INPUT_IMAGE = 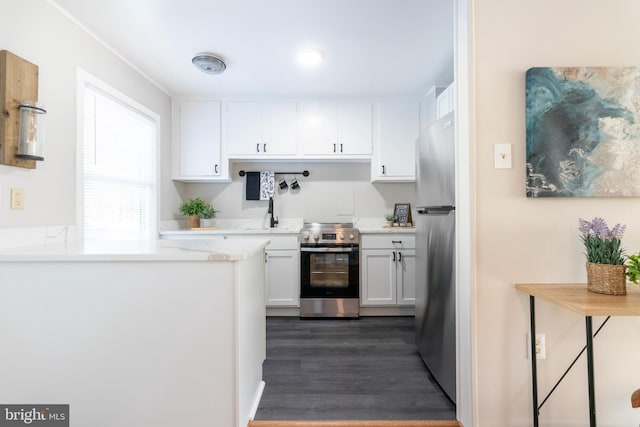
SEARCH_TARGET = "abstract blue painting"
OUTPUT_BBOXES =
[526,67,640,197]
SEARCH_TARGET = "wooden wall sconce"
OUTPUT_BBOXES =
[0,50,40,169]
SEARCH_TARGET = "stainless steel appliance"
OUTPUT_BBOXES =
[415,111,456,403]
[299,223,360,318]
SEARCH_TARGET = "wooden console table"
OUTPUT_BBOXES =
[515,283,640,427]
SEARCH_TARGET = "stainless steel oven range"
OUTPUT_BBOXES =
[299,222,360,318]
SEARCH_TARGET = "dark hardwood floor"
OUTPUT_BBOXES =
[254,316,456,420]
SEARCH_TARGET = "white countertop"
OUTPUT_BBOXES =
[0,239,270,262]
[356,226,415,234]
[159,217,415,237]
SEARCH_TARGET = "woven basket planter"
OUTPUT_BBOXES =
[586,262,627,295]
[187,215,200,229]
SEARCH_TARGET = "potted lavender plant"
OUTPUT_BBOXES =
[578,217,627,295]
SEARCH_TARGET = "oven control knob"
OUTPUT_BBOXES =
[338,233,345,240]
[348,233,355,240]
[302,231,310,241]
[313,232,320,241]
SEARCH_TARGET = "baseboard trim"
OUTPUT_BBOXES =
[248,421,461,427]
[248,381,266,420]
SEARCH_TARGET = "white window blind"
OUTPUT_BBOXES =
[82,84,157,240]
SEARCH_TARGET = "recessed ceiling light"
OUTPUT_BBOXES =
[296,48,324,67]
[192,53,226,74]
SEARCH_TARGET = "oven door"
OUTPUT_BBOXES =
[300,245,359,298]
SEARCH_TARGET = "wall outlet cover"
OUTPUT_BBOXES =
[10,187,25,210]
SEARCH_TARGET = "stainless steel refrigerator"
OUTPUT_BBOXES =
[415,111,456,403]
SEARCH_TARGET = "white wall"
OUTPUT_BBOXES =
[473,0,640,425]
[0,0,176,245]
[180,161,416,224]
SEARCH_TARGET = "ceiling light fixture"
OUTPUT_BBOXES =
[192,53,226,74]
[296,48,324,67]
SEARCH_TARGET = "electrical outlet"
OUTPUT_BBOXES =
[10,188,25,210]
[526,332,546,359]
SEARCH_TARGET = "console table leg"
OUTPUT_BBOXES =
[529,296,539,427]
[586,316,596,426]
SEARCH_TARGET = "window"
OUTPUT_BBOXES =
[78,70,159,240]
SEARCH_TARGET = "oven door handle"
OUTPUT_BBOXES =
[300,247,356,253]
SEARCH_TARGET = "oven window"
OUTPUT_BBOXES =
[309,253,350,288]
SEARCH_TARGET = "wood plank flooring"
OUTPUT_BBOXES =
[249,421,461,427]
[254,316,456,421]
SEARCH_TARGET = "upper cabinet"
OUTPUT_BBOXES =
[371,100,420,182]
[298,101,372,157]
[436,83,455,119]
[224,101,297,157]
[173,100,228,182]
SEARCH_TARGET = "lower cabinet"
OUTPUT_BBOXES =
[265,249,299,307]
[161,232,300,307]
[360,234,416,306]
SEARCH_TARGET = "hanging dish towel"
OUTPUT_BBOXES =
[260,171,275,200]
[245,172,261,201]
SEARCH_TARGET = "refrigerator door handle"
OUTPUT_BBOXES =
[417,206,455,215]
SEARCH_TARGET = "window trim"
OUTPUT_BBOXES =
[76,68,161,240]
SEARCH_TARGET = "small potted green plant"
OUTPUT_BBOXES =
[199,204,218,228]
[384,213,396,227]
[178,197,208,229]
[627,253,640,284]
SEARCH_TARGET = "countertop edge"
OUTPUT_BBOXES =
[0,239,270,262]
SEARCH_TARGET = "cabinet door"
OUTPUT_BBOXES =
[338,101,372,155]
[175,100,223,179]
[436,83,455,119]
[265,250,300,307]
[224,101,262,155]
[396,249,416,305]
[261,101,297,155]
[374,101,419,181]
[361,249,396,306]
[298,101,338,155]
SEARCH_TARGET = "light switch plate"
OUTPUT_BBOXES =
[494,144,512,169]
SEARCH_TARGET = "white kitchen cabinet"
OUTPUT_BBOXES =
[265,249,299,306]
[360,234,415,306]
[173,100,228,181]
[396,248,416,305]
[436,83,455,119]
[262,235,299,307]
[160,232,299,307]
[371,100,420,182]
[224,101,297,157]
[298,101,372,157]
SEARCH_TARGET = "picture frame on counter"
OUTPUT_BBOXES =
[393,203,413,226]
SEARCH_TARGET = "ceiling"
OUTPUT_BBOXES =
[50,0,454,97]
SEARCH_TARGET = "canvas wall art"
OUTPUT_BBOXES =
[526,67,640,197]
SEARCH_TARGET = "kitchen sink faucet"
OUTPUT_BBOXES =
[268,197,278,228]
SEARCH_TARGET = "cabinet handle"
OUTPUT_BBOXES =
[265,253,268,263]
[333,143,337,153]
[256,143,260,153]
[392,240,402,244]
[263,143,267,153]
[340,143,343,153]
[214,164,219,174]
[398,252,402,262]
[382,165,386,175]
[392,251,396,262]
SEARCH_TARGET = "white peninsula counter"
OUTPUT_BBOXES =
[0,239,268,427]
